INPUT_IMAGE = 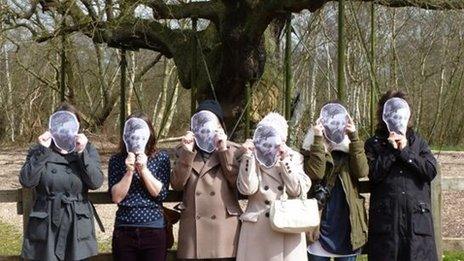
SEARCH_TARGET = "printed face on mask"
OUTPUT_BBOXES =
[319,103,349,144]
[383,98,411,135]
[253,126,282,168]
[123,118,150,154]
[191,110,221,153]
[49,111,80,153]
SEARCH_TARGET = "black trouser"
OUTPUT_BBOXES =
[112,226,167,261]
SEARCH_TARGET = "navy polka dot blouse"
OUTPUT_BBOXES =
[108,150,171,228]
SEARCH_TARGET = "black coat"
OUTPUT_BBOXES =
[364,129,438,261]
[19,143,103,261]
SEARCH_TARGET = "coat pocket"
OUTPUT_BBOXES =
[412,202,433,236]
[27,212,49,241]
[75,203,94,240]
[369,199,392,234]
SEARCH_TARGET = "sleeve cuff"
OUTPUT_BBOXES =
[177,145,197,166]
[399,146,414,163]
[34,145,53,162]
[311,136,325,151]
[348,131,359,141]
[279,157,294,175]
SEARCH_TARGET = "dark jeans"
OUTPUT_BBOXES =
[308,253,357,261]
[112,226,167,261]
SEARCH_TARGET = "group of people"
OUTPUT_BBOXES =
[19,90,438,261]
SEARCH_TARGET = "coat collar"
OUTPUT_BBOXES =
[191,150,220,177]
[47,149,79,164]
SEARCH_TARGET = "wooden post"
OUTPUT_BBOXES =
[120,49,127,138]
[284,13,293,143]
[431,163,443,259]
[60,32,66,102]
[369,2,376,135]
[337,0,346,102]
[21,188,33,243]
[191,17,198,116]
[244,81,252,138]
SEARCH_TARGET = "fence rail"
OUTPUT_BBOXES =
[1,175,463,260]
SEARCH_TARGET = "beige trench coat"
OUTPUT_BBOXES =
[171,141,243,259]
[236,148,311,261]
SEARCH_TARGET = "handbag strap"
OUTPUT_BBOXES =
[279,175,307,201]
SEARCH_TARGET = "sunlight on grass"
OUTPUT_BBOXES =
[0,221,22,256]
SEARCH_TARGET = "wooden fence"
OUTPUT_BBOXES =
[0,165,463,260]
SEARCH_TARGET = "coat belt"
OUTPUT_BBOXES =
[44,193,84,228]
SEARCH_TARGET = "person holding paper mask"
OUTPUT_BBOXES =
[365,90,438,261]
[301,102,368,261]
[236,112,311,261]
[171,100,243,261]
[109,112,170,261]
[19,103,103,261]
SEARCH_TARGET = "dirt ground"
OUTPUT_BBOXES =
[0,143,462,246]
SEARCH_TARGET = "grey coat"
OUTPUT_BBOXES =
[19,143,104,261]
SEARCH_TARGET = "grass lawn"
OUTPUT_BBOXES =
[1,220,463,260]
[0,219,112,256]
[0,221,22,256]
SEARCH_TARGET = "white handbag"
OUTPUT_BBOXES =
[270,185,320,234]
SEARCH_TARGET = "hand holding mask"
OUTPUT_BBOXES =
[214,129,228,151]
[125,152,136,173]
[75,133,88,154]
[241,139,255,154]
[38,131,52,148]
[182,131,195,152]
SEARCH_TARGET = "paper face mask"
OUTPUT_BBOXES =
[383,97,410,135]
[191,110,219,153]
[253,125,282,168]
[319,103,349,144]
[123,118,150,154]
[49,111,80,153]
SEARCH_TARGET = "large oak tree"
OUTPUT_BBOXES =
[2,0,463,128]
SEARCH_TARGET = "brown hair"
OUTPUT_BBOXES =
[53,102,81,123]
[376,90,413,133]
[119,112,158,157]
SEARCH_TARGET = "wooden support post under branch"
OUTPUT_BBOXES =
[191,16,198,116]
[119,49,127,138]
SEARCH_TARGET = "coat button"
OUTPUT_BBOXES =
[401,191,405,195]
[265,200,270,205]
[210,192,215,196]
[211,215,216,220]
[245,168,248,171]
[278,186,283,191]
[265,212,270,218]
[408,159,413,163]
[196,192,201,196]
[66,167,72,173]
[264,185,269,190]
[399,170,403,174]
[196,215,201,220]
[51,169,57,174]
